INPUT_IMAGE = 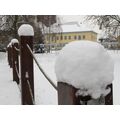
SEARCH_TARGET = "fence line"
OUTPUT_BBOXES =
[7,41,113,105]
[26,44,58,91]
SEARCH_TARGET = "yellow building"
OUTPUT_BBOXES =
[45,31,97,43]
[44,24,97,50]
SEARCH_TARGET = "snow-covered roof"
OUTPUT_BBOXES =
[61,24,97,34]
[44,23,97,34]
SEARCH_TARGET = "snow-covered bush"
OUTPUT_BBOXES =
[55,40,114,99]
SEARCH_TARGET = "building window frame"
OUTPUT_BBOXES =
[74,36,77,40]
[83,35,85,39]
[78,35,81,40]
[69,36,71,40]
[64,36,67,40]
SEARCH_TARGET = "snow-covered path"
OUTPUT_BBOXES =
[0,52,21,105]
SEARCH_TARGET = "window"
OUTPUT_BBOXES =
[56,36,59,40]
[69,36,71,40]
[52,36,55,41]
[74,36,77,40]
[48,36,50,40]
[64,36,67,40]
[52,36,54,40]
[83,35,85,39]
[78,35,81,40]
[60,36,63,40]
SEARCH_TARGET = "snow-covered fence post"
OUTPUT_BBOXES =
[105,84,113,105]
[7,43,11,66]
[58,82,80,105]
[55,41,114,105]
[7,43,13,68]
[18,24,35,105]
[11,39,19,84]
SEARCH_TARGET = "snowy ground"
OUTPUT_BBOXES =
[0,50,120,105]
[34,52,58,105]
[0,52,21,105]
[108,50,120,105]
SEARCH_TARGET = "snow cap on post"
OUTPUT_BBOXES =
[55,40,114,99]
[7,42,12,48]
[11,38,19,45]
[7,43,10,48]
[18,24,34,36]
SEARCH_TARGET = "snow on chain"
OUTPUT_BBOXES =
[18,24,34,36]
[55,40,114,99]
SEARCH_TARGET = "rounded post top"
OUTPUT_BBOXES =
[18,24,34,36]
[55,40,114,99]
[11,38,19,45]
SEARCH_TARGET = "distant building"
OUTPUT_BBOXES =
[44,24,97,49]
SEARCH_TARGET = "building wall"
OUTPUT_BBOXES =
[45,31,97,44]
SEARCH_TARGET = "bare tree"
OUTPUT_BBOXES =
[0,15,57,45]
[86,15,120,37]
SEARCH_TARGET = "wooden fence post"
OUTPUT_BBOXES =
[58,82,80,105]
[105,84,113,105]
[7,45,11,66]
[18,24,35,105]
[7,45,13,68]
[12,41,19,84]
[20,36,34,105]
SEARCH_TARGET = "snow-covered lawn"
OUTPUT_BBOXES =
[34,53,58,105]
[108,50,120,105]
[0,52,21,105]
[0,50,120,105]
